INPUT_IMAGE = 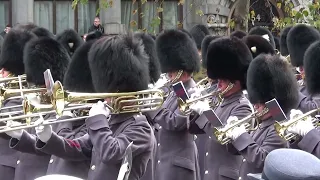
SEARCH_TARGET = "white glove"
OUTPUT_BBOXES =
[227,116,239,125]
[226,124,246,141]
[89,101,110,118]
[289,109,303,120]
[189,100,211,115]
[36,125,53,143]
[190,87,205,99]
[287,117,315,137]
[5,121,24,140]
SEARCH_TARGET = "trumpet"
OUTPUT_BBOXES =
[178,83,234,115]
[213,107,269,145]
[0,74,27,88]
[274,108,320,141]
[51,81,164,116]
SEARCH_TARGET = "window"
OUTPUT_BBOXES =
[0,0,12,31]
[121,0,183,33]
[34,0,98,35]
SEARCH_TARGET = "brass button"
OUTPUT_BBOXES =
[157,143,160,146]
[159,126,162,129]
[209,136,211,139]
[243,159,246,162]
[206,152,208,156]
[157,160,160,164]
[91,165,96,170]
[205,170,208,174]
[239,177,242,180]
[17,160,20,164]
[49,159,54,164]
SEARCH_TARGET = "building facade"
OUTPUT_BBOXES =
[0,0,304,35]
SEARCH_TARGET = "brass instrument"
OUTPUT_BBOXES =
[0,74,27,88]
[195,77,211,90]
[51,81,164,116]
[152,71,184,98]
[178,83,234,115]
[213,107,269,145]
[274,108,320,141]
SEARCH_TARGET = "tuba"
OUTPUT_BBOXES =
[274,108,320,141]
[213,107,269,145]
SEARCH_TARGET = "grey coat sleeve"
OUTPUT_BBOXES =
[298,129,320,158]
[232,128,287,169]
[146,100,189,131]
[36,132,92,161]
[86,114,152,164]
[9,130,47,155]
[297,92,320,113]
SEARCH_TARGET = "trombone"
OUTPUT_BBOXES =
[51,81,164,116]
[274,108,320,141]
[178,83,234,115]
[213,107,269,145]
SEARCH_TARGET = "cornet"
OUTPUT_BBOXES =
[178,83,234,115]
[274,108,320,141]
[51,81,164,116]
[213,107,269,145]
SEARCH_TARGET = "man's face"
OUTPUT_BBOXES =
[94,18,100,26]
[4,27,11,33]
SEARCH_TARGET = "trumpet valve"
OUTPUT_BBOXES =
[274,121,286,139]
[213,127,226,143]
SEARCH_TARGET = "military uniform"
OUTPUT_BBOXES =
[0,29,37,180]
[229,54,300,180]
[149,29,201,180]
[189,36,253,180]
[36,34,155,180]
[0,99,23,180]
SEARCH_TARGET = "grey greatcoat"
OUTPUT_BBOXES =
[0,99,23,180]
[227,117,288,180]
[35,113,154,180]
[189,91,252,180]
[146,79,200,180]
[10,114,57,180]
[291,128,320,158]
[9,117,90,179]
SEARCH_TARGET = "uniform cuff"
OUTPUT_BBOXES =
[86,114,110,130]
[9,130,35,150]
[36,132,60,152]
[232,132,254,151]
[298,129,320,153]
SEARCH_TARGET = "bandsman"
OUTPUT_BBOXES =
[34,34,155,180]
[189,36,253,180]
[248,27,275,48]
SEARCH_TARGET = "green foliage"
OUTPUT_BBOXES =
[272,0,320,31]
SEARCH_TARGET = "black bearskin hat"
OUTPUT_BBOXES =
[55,29,83,57]
[0,30,37,76]
[201,35,221,69]
[247,54,298,114]
[242,35,275,58]
[64,40,95,93]
[134,32,161,83]
[23,37,70,86]
[149,34,156,40]
[304,40,320,94]
[287,24,320,67]
[179,28,194,40]
[279,26,292,56]
[88,34,150,93]
[230,30,247,39]
[189,24,210,50]
[86,31,102,42]
[274,36,280,51]
[207,37,252,89]
[31,27,54,39]
[249,26,275,48]
[156,29,200,73]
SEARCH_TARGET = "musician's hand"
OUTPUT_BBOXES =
[190,87,204,99]
[226,116,239,126]
[35,125,52,143]
[287,117,315,137]
[89,101,110,119]
[226,124,246,141]
[5,121,24,139]
[189,100,210,115]
[289,109,303,120]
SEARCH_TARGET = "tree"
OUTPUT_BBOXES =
[273,0,320,31]
[233,0,250,32]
